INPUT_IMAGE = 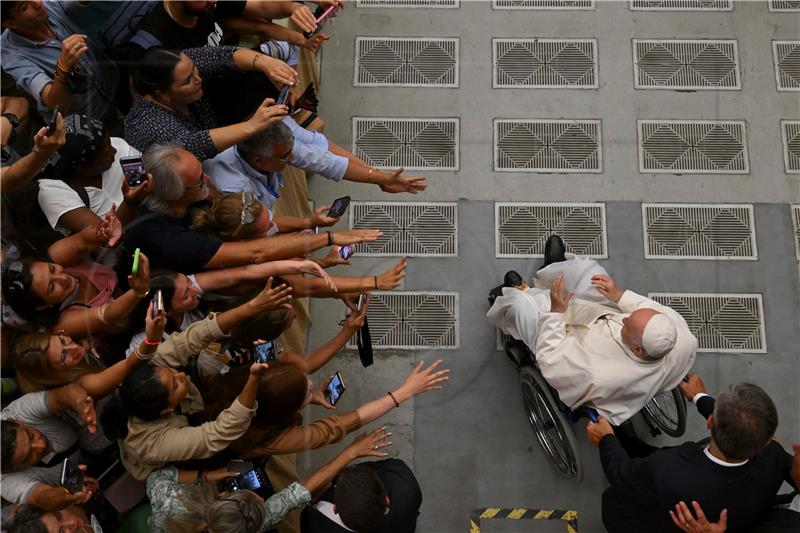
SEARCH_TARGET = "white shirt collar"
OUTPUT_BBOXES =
[703,446,748,467]
[314,501,356,531]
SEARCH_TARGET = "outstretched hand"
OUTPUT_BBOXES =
[591,274,624,303]
[669,501,727,533]
[549,273,573,313]
[249,277,293,310]
[345,426,392,460]
[379,167,428,194]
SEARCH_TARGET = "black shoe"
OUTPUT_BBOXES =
[488,284,504,305]
[503,270,524,288]
[543,234,566,268]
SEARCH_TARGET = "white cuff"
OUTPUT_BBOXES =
[692,392,710,405]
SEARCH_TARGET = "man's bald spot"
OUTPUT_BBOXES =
[627,308,660,344]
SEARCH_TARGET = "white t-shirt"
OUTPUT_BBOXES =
[37,137,140,234]
[0,392,81,504]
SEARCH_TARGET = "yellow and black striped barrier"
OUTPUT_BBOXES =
[470,508,578,533]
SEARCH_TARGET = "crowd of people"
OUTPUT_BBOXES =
[0,1,797,533]
[0,1,442,531]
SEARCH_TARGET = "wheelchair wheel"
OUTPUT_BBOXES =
[520,366,584,481]
[641,387,687,438]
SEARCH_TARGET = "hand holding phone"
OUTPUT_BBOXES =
[227,460,254,474]
[327,196,350,218]
[303,4,338,38]
[121,156,147,187]
[339,245,353,260]
[47,106,60,136]
[356,293,367,312]
[252,341,278,363]
[151,289,163,318]
[325,371,346,406]
[276,85,291,106]
[131,248,141,276]
[60,458,85,493]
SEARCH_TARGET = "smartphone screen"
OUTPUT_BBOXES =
[276,85,290,106]
[152,289,163,318]
[253,341,277,364]
[326,372,346,405]
[327,196,350,218]
[60,458,84,493]
[339,245,352,260]
[121,156,146,187]
[357,293,366,312]
[227,460,254,474]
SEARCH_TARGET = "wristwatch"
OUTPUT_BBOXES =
[1,113,20,129]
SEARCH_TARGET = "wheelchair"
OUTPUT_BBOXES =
[503,337,687,481]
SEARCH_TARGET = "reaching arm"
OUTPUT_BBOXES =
[194,260,326,292]
[598,434,659,506]
[0,116,65,192]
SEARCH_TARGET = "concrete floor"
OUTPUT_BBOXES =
[298,2,800,532]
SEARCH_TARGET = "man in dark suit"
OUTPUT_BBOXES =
[586,376,796,533]
[301,458,422,532]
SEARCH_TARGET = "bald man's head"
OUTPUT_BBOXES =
[621,309,677,360]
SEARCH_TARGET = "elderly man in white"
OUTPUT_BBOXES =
[487,250,697,426]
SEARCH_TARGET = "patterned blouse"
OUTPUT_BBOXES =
[146,466,312,533]
[123,46,237,161]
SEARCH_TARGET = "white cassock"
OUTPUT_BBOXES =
[486,256,697,425]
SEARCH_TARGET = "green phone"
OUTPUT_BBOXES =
[131,248,141,276]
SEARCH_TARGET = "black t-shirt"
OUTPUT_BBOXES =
[121,206,222,274]
[134,0,246,50]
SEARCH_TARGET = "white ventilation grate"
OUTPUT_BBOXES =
[648,293,766,353]
[346,292,459,349]
[782,120,800,173]
[792,205,800,260]
[354,37,458,87]
[494,119,602,172]
[637,120,749,174]
[642,204,757,260]
[630,0,733,10]
[769,0,800,11]
[357,0,459,6]
[495,202,607,258]
[493,0,594,10]
[493,39,598,89]
[351,118,459,170]
[633,39,740,90]
[349,202,458,257]
[773,41,800,91]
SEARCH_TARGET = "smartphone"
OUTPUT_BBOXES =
[218,467,273,496]
[327,196,350,218]
[46,105,60,136]
[276,84,290,106]
[151,289,163,318]
[131,248,141,277]
[303,4,338,38]
[339,245,353,260]
[120,156,146,187]
[227,460,254,474]
[356,293,366,312]
[325,371,346,406]
[60,458,84,493]
[252,341,277,364]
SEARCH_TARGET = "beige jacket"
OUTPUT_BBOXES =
[534,290,697,425]
[121,314,257,480]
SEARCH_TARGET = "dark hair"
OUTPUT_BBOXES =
[1,259,57,325]
[7,505,48,533]
[129,270,181,328]
[1,420,21,472]
[101,365,170,440]
[712,383,778,461]
[335,465,387,532]
[253,362,308,425]
[133,48,183,96]
[0,2,24,28]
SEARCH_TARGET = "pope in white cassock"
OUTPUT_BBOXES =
[486,253,697,426]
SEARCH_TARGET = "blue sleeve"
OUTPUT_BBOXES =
[291,141,348,181]
[281,115,329,150]
[0,39,52,110]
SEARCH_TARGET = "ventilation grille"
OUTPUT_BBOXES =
[354,37,458,87]
[637,120,748,174]
[352,118,458,170]
[769,0,800,11]
[782,120,800,173]
[346,292,459,349]
[648,293,766,353]
[493,0,594,8]
[493,39,598,88]
[633,39,740,90]
[349,202,457,257]
[642,204,757,260]
[494,119,602,172]
[357,0,459,6]
[495,202,607,258]
[792,205,800,260]
[773,41,800,91]
[630,0,733,10]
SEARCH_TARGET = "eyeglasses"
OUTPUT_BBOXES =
[218,497,258,531]
[55,330,72,368]
[240,191,255,224]
[270,141,294,164]
[185,168,206,190]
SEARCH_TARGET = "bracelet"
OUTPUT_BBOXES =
[97,304,111,326]
[134,347,155,361]
[368,168,374,176]
[387,391,400,408]
[374,276,379,290]
[53,69,68,83]
[133,288,150,298]
[57,59,73,73]
[326,231,333,246]
[143,338,161,346]
[251,53,261,71]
